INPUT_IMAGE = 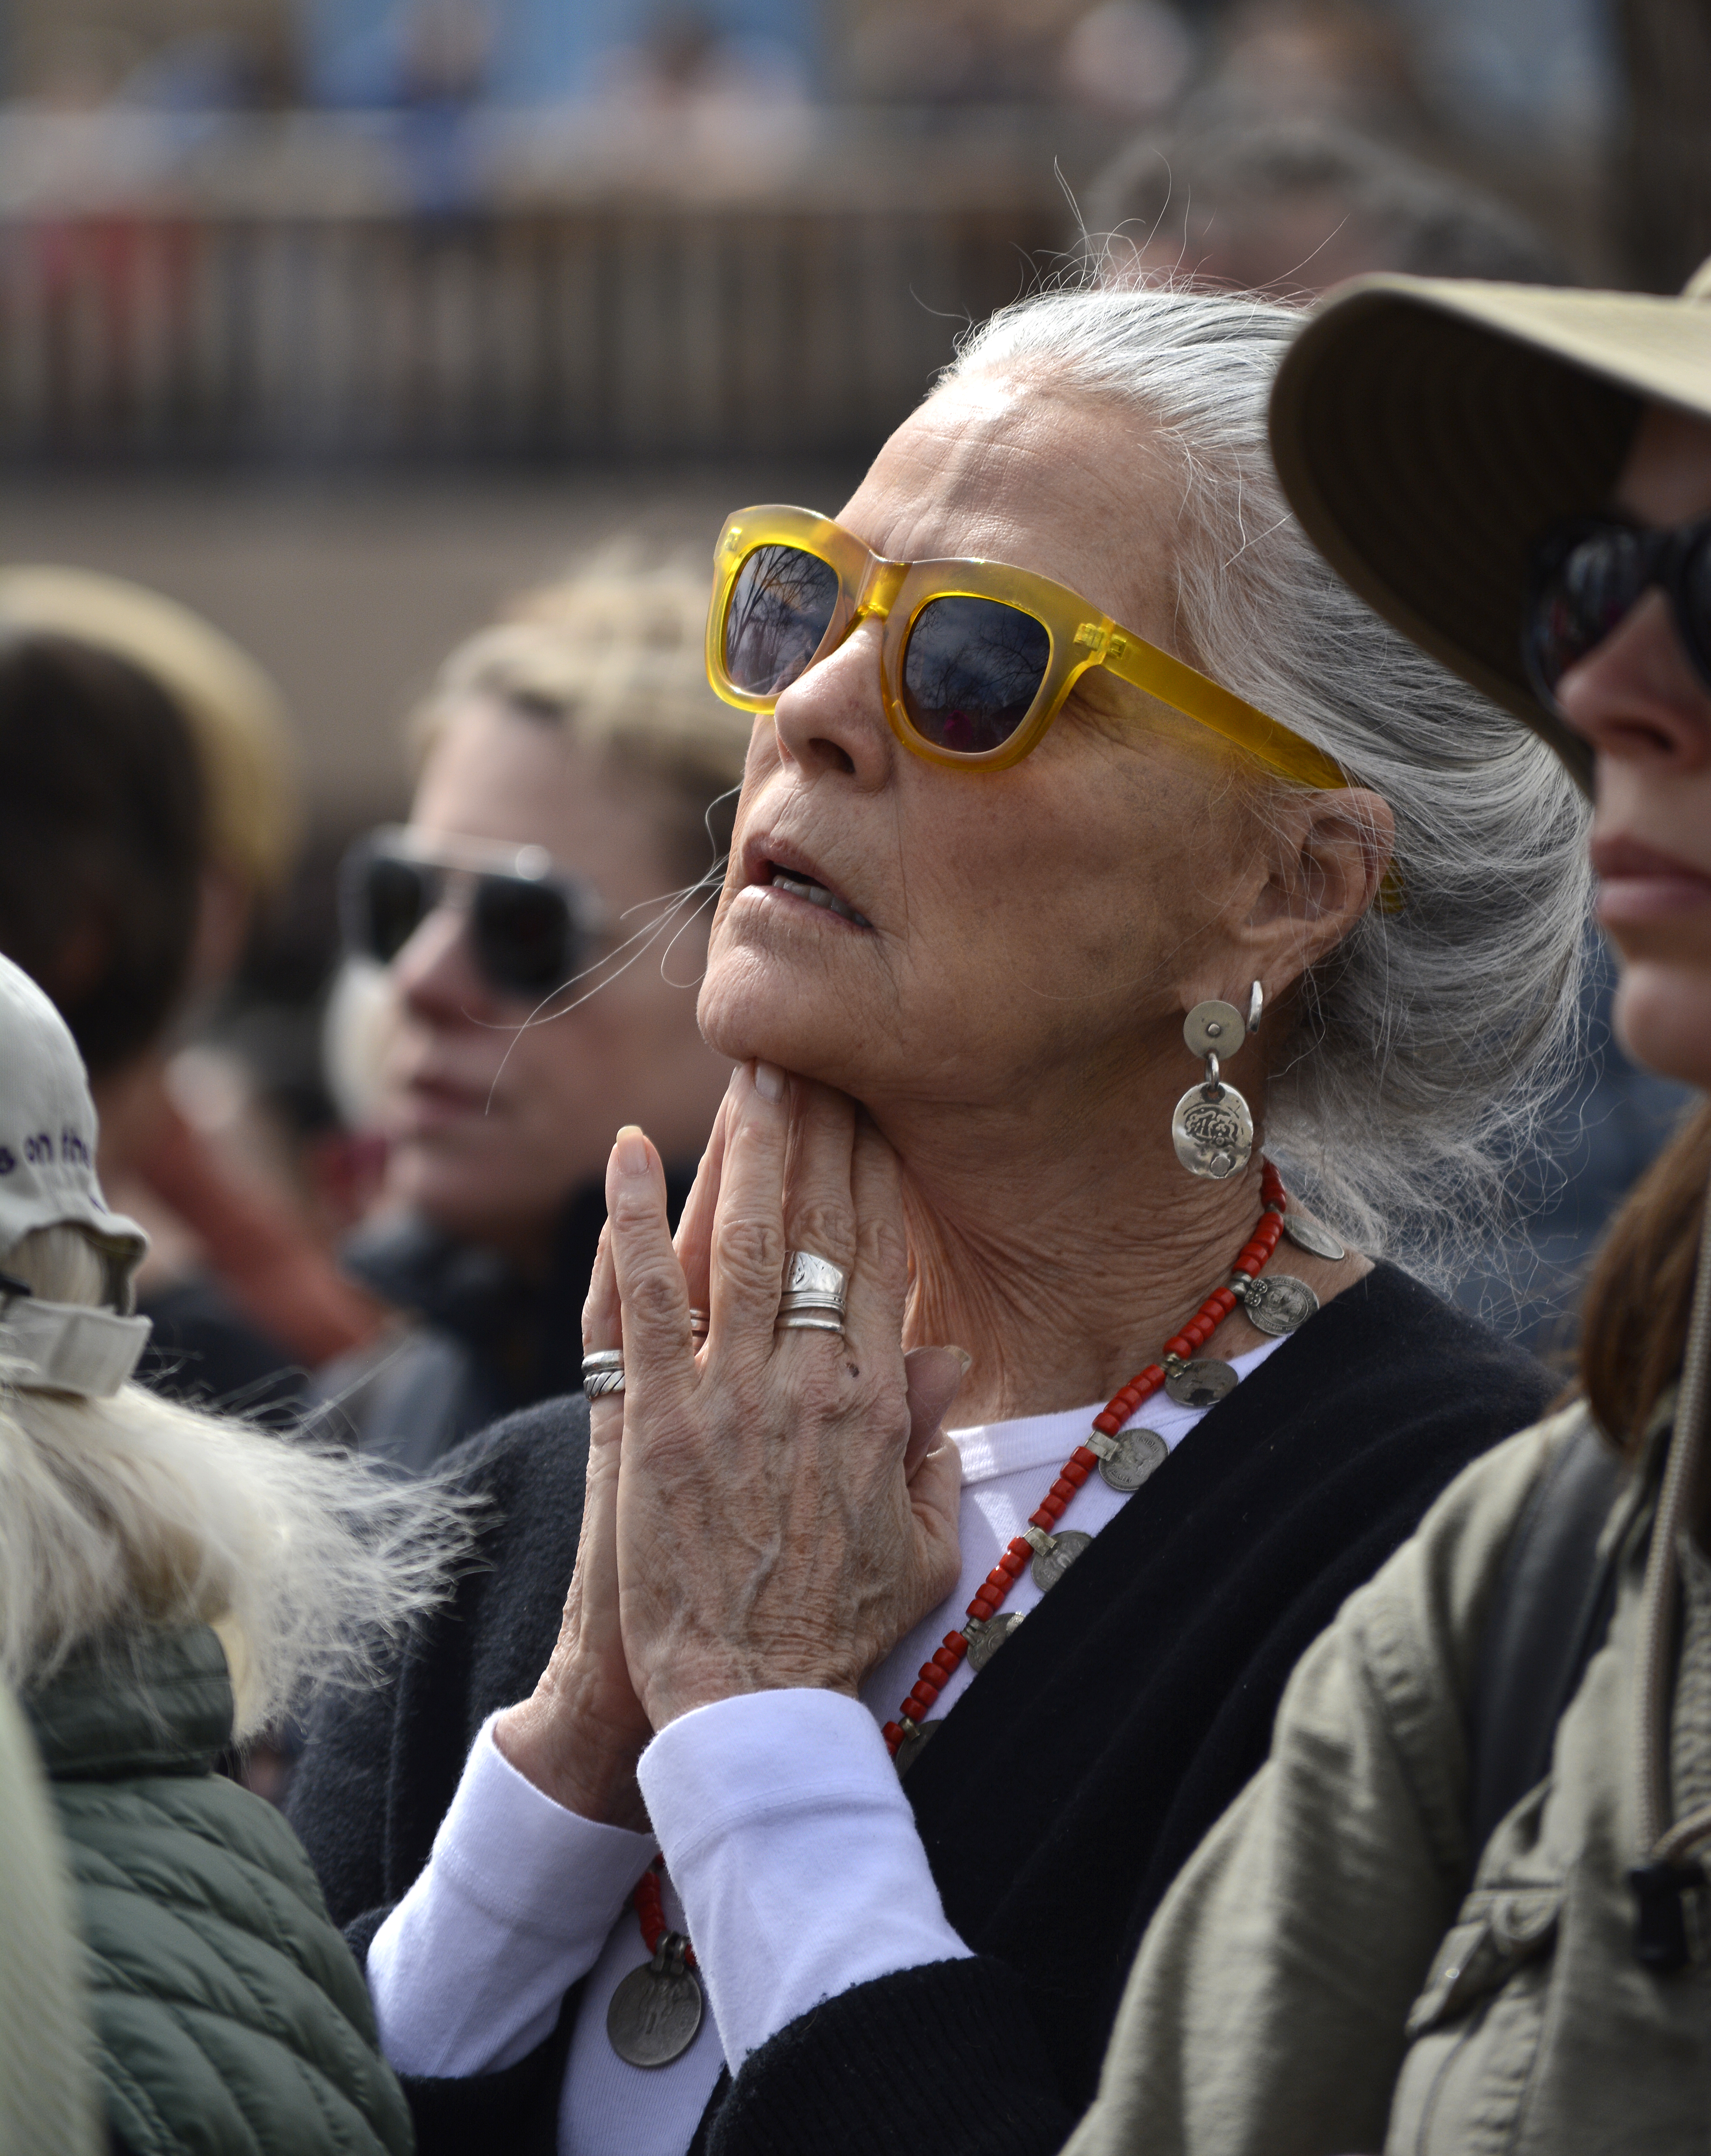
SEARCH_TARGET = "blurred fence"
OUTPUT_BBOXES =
[0,203,1062,460]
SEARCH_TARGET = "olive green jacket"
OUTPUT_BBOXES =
[24,1625,413,2156]
[1065,1401,1711,2156]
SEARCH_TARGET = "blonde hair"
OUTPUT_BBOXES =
[0,1226,472,1740]
[414,543,753,877]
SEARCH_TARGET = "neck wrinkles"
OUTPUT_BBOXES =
[888,1085,1287,1426]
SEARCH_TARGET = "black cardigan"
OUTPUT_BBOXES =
[287,1263,1555,2156]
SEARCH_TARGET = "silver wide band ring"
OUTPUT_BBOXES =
[583,1366,626,1398]
[582,1348,624,1372]
[783,1249,849,1310]
[775,1311,844,1335]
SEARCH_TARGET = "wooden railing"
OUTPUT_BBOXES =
[0,201,1064,459]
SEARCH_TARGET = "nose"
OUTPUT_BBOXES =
[770,615,896,788]
[1555,588,1711,772]
[391,901,497,1025]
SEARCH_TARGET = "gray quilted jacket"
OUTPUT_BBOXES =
[24,1624,412,2156]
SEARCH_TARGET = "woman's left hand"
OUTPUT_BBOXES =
[607,1060,965,1730]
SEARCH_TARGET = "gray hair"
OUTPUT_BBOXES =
[944,285,1591,1268]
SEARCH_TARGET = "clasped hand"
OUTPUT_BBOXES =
[494,1061,965,1829]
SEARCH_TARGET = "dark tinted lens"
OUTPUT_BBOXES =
[1685,526,1711,669]
[358,855,435,962]
[1528,527,1652,692]
[724,544,841,696]
[472,875,574,995]
[901,595,1051,756]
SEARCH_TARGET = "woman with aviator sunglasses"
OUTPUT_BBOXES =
[316,563,750,1475]
[290,286,1585,2156]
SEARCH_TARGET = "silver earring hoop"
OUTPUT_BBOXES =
[1246,980,1263,1035]
[1172,1000,1255,1180]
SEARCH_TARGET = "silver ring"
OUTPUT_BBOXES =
[783,1250,849,1310]
[582,1348,624,1372]
[584,1366,626,1398]
[775,1312,844,1335]
[689,1307,709,1338]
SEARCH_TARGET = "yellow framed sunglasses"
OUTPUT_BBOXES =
[705,504,1350,790]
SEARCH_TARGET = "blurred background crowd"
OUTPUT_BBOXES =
[1,0,1707,1507]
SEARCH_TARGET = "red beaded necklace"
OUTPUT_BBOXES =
[881,1159,1289,1760]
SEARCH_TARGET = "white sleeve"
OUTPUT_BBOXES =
[366,1712,659,2077]
[637,1689,972,2069]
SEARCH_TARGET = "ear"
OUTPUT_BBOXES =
[1181,786,1394,1012]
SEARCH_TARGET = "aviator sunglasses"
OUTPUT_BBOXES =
[704,504,1350,789]
[1525,510,1711,713]
[340,827,608,998]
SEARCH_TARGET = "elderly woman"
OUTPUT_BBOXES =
[289,285,1583,2155]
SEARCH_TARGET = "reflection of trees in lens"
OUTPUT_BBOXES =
[724,546,840,695]
[903,597,1049,753]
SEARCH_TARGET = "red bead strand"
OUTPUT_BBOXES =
[883,1160,1290,1759]
[633,1857,698,1969]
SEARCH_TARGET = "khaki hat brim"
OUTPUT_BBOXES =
[1269,274,1711,794]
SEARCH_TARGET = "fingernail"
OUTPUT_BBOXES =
[948,1346,973,1375]
[615,1125,649,1175]
[753,1060,786,1103]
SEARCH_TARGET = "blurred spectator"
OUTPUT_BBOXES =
[0,569,384,1417]
[320,549,749,1471]
[1087,112,1565,291]
[0,951,456,2156]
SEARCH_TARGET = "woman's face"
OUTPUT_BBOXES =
[698,374,1290,1122]
[1556,405,1711,1092]
[375,700,730,1266]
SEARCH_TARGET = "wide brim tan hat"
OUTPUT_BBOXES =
[0,566,300,888]
[1267,258,1711,793]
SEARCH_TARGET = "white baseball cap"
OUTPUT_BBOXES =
[0,955,151,1395]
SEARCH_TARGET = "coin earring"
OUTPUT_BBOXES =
[1171,985,1261,1180]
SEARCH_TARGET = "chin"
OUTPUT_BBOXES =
[697,950,861,1088]
[1611,961,1711,1093]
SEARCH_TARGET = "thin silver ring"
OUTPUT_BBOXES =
[775,1312,844,1336]
[582,1348,624,1372]
[689,1307,709,1337]
[584,1366,626,1398]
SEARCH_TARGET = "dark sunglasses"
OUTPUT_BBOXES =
[339,827,608,999]
[1524,510,1711,713]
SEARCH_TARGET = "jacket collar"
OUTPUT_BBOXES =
[24,1624,233,1780]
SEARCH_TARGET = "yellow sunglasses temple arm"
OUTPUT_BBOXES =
[1095,631,1350,793]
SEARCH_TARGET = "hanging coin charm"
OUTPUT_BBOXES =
[1283,1213,1345,1262]
[1173,1002,1253,1180]
[1030,1527,1094,1591]
[1164,1356,1239,1409]
[1097,1425,1169,1493]
[607,1934,704,2068]
[1240,1274,1320,1337]
[894,1720,939,1777]
[968,1611,1026,1670]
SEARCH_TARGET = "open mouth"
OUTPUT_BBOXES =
[762,859,873,928]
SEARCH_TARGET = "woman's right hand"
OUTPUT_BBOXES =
[491,1102,730,1830]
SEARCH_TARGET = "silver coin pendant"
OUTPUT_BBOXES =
[894,1718,940,1778]
[1164,1357,1239,1410]
[607,1942,704,2068]
[1242,1273,1320,1337]
[1098,1426,1169,1493]
[1031,1527,1094,1592]
[967,1611,1026,1671]
[1282,1212,1346,1262]
[1170,1079,1254,1181]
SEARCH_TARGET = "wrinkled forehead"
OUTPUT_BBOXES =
[838,370,1178,640]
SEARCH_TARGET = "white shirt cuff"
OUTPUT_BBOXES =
[639,1688,971,2067]
[367,1712,658,2077]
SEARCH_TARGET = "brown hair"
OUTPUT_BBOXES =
[1580,1099,1711,1454]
